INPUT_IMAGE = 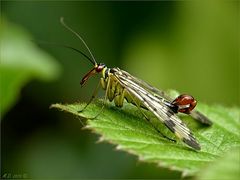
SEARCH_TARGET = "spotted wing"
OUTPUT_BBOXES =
[118,69,212,125]
[113,68,201,150]
[115,68,167,98]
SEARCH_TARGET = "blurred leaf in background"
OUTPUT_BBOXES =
[0,18,61,118]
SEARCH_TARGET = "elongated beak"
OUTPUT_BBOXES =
[80,67,97,86]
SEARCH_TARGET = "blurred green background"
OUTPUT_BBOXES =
[1,1,239,179]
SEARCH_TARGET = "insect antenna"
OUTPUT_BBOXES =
[60,17,97,65]
[32,40,94,64]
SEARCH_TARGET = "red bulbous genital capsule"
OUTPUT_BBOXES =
[172,94,197,114]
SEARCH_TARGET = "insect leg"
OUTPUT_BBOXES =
[87,76,111,120]
[78,80,101,113]
[127,92,176,142]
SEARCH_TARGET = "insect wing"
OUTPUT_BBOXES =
[116,69,167,99]
[121,70,212,125]
[114,69,201,150]
[189,111,212,125]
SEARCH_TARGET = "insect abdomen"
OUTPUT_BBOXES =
[124,92,146,109]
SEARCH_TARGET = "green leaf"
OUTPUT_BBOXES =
[197,148,240,180]
[51,100,240,176]
[0,18,61,117]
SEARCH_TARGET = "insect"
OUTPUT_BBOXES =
[60,17,212,150]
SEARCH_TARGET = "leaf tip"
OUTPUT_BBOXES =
[50,103,62,109]
[97,136,105,143]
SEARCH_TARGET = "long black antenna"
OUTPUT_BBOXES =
[60,17,97,65]
[33,40,94,65]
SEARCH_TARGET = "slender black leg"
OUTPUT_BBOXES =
[128,93,176,142]
[87,76,111,120]
[144,116,176,142]
[78,80,101,113]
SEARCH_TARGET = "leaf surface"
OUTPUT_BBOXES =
[51,101,240,176]
[197,148,240,180]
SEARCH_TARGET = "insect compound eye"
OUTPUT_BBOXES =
[172,94,197,114]
[95,63,106,73]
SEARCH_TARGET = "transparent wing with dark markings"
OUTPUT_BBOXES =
[189,111,212,125]
[116,69,167,99]
[113,68,201,150]
[117,69,212,125]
